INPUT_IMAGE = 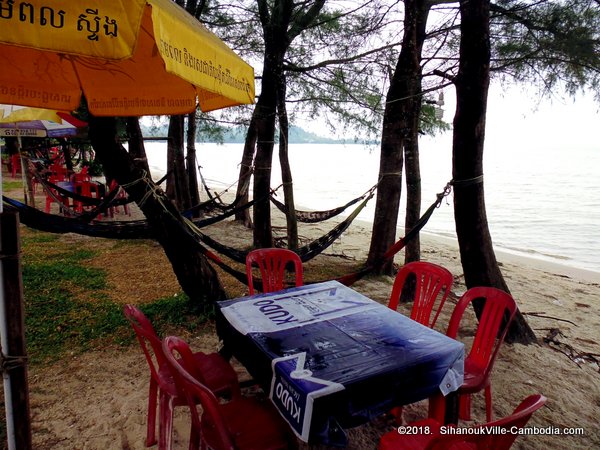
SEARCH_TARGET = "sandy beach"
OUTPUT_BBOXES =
[18,196,598,450]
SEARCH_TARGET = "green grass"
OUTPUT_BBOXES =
[2,179,22,192]
[20,230,211,365]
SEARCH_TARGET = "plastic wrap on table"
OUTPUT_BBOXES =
[216,280,464,445]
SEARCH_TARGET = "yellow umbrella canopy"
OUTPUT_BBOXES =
[0,104,88,137]
[0,0,255,115]
[0,105,64,123]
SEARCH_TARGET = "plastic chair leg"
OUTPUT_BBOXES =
[428,392,446,423]
[189,425,200,450]
[158,391,175,450]
[389,406,404,425]
[485,385,493,422]
[146,378,158,447]
[459,393,472,421]
[45,196,53,214]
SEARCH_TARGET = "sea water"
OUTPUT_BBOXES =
[144,137,600,274]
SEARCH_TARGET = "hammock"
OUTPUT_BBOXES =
[3,193,268,239]
[198,163,254,210]
[202,182,453,289]
[270,184,377,223]
[182,192,243,218]
[207,182,452,286]
[3,196,154,239]
[190,190,375,264]
[185,190,271,227]
[182,166,255,218]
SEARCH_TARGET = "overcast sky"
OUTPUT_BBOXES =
[444,84,600,151]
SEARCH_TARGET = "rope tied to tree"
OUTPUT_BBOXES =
[0,252,20,260]
[435,181,454,207]
[450,175,484,188]
[379,172,402,178]
[120,171,163,209]
[0,352,28,373]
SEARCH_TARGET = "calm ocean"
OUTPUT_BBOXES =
[144,137,600,274]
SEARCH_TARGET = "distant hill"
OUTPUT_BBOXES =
[141,123,347,144]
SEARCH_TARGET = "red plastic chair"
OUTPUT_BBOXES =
[379,394,546,450]
[429,287,518,423]
[245,248,304,295]
[162,335,294,450]
[123,305,240,450]
[48,161,69,182]
[71,167,102,214]
[107,179,131,217]
[387,262,453,423]
[10,153,21,178]
[388,261,454,328]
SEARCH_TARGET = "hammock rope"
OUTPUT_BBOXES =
[336,181,453,286]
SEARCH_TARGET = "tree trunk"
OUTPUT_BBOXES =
[250,0,325,247]
[21,151,36,208]
[367,0,426,274]
[60,138,74,173]
[186,111,200,215]
[252,39,284,248]
[253,93,277,248]
[404,133,421,264]
[277,74,298,250]
[126,117,151,175]
[234,113,258,228]
[88,115,226,307]
[454,0,536,344]
[166,115,192,212]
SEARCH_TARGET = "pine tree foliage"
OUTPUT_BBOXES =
[491,0,600,97]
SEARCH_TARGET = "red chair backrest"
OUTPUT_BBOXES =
[426,394,547,449]
[388,261,453,328]
[49,162,69,182]
[77,180,97,198]
[72,168,91,184]
[447,287,517,384]
[123,304,167,387]
[246,248,304,295]
[108,179,127,198]
[162,335,235,450]
[10,153,21,175]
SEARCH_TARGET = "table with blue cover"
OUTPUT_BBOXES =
[216,280,464,446]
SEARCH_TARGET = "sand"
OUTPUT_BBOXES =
[6,184,596,449]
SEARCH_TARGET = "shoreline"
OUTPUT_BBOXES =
[144,141,600,278]
[421,231,600,284]
[318,209,600,285]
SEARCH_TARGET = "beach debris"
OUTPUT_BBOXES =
[542,328,600,373]
[524,311,577,326]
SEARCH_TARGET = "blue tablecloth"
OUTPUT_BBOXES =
[216,280,464,445]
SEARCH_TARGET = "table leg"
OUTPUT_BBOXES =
[444,391,459,425]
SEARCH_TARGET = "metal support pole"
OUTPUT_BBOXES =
[0,210,32,450]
